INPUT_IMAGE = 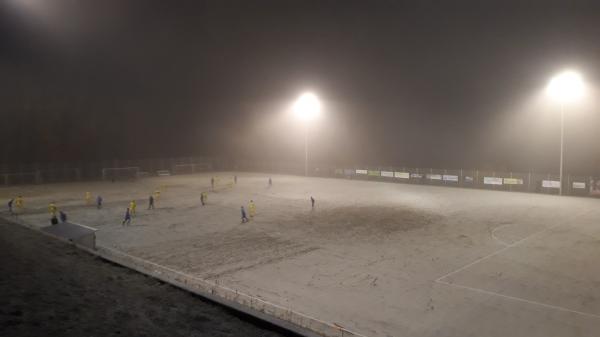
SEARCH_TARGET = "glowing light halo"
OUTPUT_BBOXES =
[546,70,585,103]
[292,92,321,121]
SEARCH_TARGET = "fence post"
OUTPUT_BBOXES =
[429,168,433,185]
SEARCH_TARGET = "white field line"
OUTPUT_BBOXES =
[436,279,600,320]
[490,224,512,246]
[1,214,369,337]
[435,210,600,320]
[99,245,370,337]
[435,220,562,283]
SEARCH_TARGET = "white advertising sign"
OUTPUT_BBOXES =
[443,175,459,182]
[503,178,524,185]
[573,182,586,189]
[484,177,503,185]
[542,180,561,188]
[381,171,394,178]
[394,172,410,179]
[410,173,423,179]
[356,169,368,175]
[427,174,442,180]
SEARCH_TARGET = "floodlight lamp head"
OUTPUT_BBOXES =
[293,92,321,121]
[546,70,585,103]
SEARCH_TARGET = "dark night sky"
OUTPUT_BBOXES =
[1,0,600,173]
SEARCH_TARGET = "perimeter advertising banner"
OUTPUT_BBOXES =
[427,174,442,180]
[542,180,560,189]
[484,177,503,185]
[356,169,368,175]
[381,171,394,178]
[410,173,424,179]
[443,175,459,182]
[572,182,586,189]
[334,168,343,175]
[368,170,381,176]
[394,172,410,179]
[503,178,524,185]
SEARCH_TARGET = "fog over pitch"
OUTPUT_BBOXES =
[1,0,600,172]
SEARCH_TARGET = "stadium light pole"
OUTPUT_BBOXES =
[293,92,321,176]
[546,70,585,195]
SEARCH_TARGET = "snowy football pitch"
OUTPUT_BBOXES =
[3,172,600,337]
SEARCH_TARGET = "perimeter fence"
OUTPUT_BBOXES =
[232,160,600,198]
[3,157,600,198]
[0,156,223,185]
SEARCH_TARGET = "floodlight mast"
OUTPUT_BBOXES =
[560,102,564,196]
[546,70,585,195]
[293,93,321,176]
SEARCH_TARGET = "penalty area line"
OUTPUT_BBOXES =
[436,208,593,284]
[435,279,600,320]
[435,209,599,320]
[435,220,565,284]
[490,224,512,246]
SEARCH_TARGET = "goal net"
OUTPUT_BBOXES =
[172,163,211,175]
[212,175,235,192]
[101,167,140,181]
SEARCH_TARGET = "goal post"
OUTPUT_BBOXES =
[212,175,235,192]
[101,167,140,181]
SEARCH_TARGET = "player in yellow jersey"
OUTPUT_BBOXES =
[129,200,137,216]
[248,200,256,218]
[48,202,58,217]
[15,196,24,212]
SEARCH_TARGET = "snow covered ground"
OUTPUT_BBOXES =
[2,172,600,337]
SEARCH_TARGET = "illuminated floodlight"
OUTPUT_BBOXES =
[546,70,585,103]
[293,92,321,121]
[545,69,587,196]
